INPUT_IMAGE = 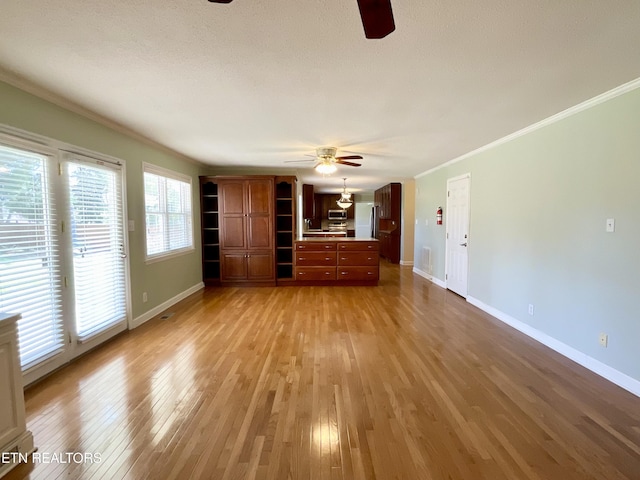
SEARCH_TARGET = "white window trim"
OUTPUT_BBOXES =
[142,162,195,264]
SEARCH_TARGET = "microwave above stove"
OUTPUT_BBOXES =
[327,209,347,220]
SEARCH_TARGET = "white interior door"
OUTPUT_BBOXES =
[445,174,470,297]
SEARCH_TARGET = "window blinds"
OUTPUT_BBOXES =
[143,164,193,260]
[66,160,126,341]
[0,144,65,369]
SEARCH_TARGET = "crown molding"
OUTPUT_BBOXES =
[416,76,640,179]
[0,67,204,167]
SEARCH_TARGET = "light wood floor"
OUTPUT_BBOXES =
[6,263,640,480]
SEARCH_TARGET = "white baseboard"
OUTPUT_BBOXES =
[466,296,640,398]
[412,267,446,288]
[130,282,204,329]
[400,260,414,266]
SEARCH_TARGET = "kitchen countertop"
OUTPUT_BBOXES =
[302,231,347,236]
[295,236,378,242]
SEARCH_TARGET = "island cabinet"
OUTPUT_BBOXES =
[294,239,379,285]
[218,176,275,285]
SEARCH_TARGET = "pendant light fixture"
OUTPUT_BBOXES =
[336,178,353,209]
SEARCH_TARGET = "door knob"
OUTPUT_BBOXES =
[460,242,467,247]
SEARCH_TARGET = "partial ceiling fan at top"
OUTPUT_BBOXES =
[284,147,362,175]
[206,0,395,39]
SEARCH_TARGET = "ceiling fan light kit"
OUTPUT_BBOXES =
[315,161,338,175]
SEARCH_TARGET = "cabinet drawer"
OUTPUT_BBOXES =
[295,242,337,251]
[337,266,379,281]
[337,241,379,251]
[296,252,337,266]
[337,252,379,266]
[296,267,336,281]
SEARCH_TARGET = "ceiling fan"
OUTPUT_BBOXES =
[285,147,362,174]
[207,0,395,39]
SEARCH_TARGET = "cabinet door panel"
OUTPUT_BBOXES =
[247,179,273,215]
[221,253,248,280]
[247,252,274,280]
[219,181,245,215]
[302,184,314,219]
[220,216,246,249]
[248,216,273,249]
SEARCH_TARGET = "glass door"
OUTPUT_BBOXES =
[0,143,66,376]
[65,155,127,353]
[0,135,130,385]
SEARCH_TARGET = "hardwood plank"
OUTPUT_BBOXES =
[5,263,640,479]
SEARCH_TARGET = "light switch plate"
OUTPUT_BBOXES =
[606,218,615,232]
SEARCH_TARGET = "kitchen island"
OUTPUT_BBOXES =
[294,237,379,285]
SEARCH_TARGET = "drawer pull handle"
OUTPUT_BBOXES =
[325,246,331,249]
[299,272,305,275]
[368,257,373,260]
[325,257,331,260]
[341,272,348,275]
[368,272,373,275]
[325,272,330,275]
[299,257,305,260]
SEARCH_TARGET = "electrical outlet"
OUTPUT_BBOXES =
[143,292,148,303]
[528,304,534,316]
[598,333,608,348]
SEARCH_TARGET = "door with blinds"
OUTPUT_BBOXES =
[0,137,129,384]
[64,154,127,356]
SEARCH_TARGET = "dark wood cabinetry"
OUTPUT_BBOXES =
[302,184,314,219]
[374,182,401,264]
[200,177,220,284]
[201,175,296,286]
[294,239,379,285]
[218,177,275,285]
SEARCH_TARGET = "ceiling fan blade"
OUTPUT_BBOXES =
[335,155,363,160]
[208,0,233,3]
[356,0,395,39]
[335,159,362,167]
[284,159,315,163]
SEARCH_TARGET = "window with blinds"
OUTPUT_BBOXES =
[67,159,127,341]
[143,163,193,261]
[0,144,65,369]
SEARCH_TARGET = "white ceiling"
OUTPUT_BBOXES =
[1,1,640,194]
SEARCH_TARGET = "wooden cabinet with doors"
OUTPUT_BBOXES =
[302,184,314,219]
[218,176,275,285]
[374,182,401,263]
